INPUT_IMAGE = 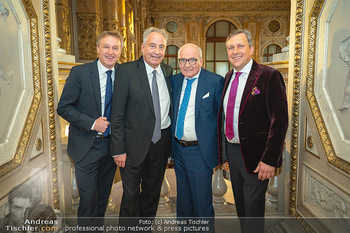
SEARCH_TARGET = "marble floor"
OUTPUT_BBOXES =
[108,168,236,217]
[63,168,290,233]
[99,168,286,233]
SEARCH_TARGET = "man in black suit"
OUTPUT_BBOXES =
[111,27,172,222]
[57,31,123,226]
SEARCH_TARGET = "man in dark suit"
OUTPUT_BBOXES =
[57,31,123,227]
[171,43,223,228]
[218,30,288,233]
[111,27,172,223]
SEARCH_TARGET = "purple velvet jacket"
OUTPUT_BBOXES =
[218,60,288,174]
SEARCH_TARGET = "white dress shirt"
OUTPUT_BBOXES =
[223,59,253,143]
[91,60,115,131]
[144,61,171,130]
[175,69,201,141]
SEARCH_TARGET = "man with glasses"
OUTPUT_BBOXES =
[171,43,224,229]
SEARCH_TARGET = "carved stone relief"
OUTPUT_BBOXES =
[309,176,349,218]
[0,0,39,172]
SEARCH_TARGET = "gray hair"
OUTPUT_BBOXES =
[96,31,124,49]
[142,27,168,45]
[226,29,253,48]
[178,43,203,59]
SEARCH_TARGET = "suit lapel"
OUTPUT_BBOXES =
[240,60,260,113]
[173,74,184,123]
[195,69,208,120]
[90,59,102,115]
[136,57,155,114]
[160,63,172,106]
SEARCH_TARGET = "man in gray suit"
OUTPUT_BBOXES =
[57,31,123,227]
[111,27,172,223]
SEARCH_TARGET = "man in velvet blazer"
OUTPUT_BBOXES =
[57,31,123,227]
[171,44,224,226]
[218,30,288,233]
[111,28,173,224]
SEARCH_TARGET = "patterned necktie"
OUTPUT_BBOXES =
[103,70,112,136]
[225,72,242,140]
[151,70,161,143]
[176,78,197,140]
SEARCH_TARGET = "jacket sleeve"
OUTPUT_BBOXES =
[261,69,288,167]
[57,66,96,133]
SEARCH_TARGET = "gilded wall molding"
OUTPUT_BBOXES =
[305,0,350,174]
[288,0,316,232]
[42,0,60,210]
[289,0,350,231]
[0,0,41,178]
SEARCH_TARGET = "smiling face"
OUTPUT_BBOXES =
[226,33,254,71]
[141,31,166,69]
[178,44,203,78]
[97,35,122,69]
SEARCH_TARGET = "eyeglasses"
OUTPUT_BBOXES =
[178,58,198,66]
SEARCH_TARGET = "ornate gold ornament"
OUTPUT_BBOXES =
[268,20,281,33]
[307,135,314,149]
[288,0,316,232]
[35,138,42,151]
[42,0,60,209]
[77,14,101,60]
[0,0,41,178]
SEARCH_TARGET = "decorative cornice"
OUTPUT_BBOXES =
[42,0,60,210]
[0,0,41,178]
[150,1,291,12]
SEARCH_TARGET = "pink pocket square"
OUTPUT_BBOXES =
[251,87,260,95]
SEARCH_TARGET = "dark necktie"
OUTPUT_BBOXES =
[103,70,112,136]
[151,70,161,143]
[176,78,197,140]
[225,72,242,140]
